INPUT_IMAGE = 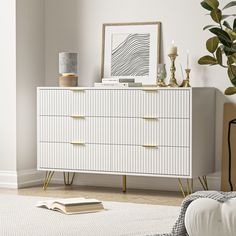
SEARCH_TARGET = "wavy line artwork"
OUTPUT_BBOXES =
[111,33,150,76]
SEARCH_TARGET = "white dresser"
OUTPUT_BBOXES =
[37,87,215,183]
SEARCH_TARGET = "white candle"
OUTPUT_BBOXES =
[187,50,190,69]
[169,40,177,55]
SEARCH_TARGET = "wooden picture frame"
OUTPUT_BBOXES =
[101,22,161,86]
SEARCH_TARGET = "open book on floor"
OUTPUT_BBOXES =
[36,197,104,215]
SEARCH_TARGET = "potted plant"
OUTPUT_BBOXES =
[198,0,236,95]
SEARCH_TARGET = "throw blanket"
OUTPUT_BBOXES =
[151,191,236,236]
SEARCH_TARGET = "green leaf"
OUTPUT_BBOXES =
[228,65,236,80]
[234,19,236,31]
[224,46,236,55]
[203,24,216,30]
[210,9,222,23]
[206,37,219,53]
[198,55,218,65]
[216,47,222,65]
[204,0,219,9]
[225,87,236,95]
[209,27,232,47]
[222,14,236,20]
[201,1,213,10]
[227,66,236,88]
[225,28,236,40]
[223,21,232,30]
[231,53,236,63]
[228,55,235,64]
[231,78,236,86]
[219,37,233,48]
[223,1,236,10]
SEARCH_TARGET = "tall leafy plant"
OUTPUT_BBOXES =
[198,0,236,95]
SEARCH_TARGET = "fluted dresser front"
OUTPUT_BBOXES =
[37,87,215,190]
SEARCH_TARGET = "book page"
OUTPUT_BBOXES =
[36,198,101,208]
[54,198,101,205]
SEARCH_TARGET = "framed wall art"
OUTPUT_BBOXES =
[101,22,161,86]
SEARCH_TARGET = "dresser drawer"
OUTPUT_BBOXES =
[111,117,190,147]
[38,89,112,117]
[39,116,190,147]
[38,89,190,118]
[38,143,112,171]
[111,145,190,176]
[38,142,190,176]
[111,89,190,118]
[39,116,111,144]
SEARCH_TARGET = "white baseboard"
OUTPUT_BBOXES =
[0,169,221,192]
[51,171,221,192]
[0,169,44,189]
[0,171,18,188]
[17,169,44,188]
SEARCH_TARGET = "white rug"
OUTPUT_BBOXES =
[0,195,179,236]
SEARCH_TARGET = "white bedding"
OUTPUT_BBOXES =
[185,198,236,236]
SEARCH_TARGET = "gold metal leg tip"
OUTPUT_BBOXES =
[122,175,127,193]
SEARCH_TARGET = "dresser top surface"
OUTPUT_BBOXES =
[37,87,215,91]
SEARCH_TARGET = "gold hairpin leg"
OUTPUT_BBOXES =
[63,172,76,186]
[198,175,208,190]
[203,175,208,190]
[122,175,127,193]
[178,178,194,198]
[191,178,194,193]
[186,179,191,195]
[178,178,186,198]
[43,171,54,190]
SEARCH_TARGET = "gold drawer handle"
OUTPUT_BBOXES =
[142,144,158,148]
[142,116,158,120]
[142,88,158,92]
[70,141,85,145]
[70,115,85,119]
[69,88,85,92]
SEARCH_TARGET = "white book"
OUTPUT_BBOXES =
[36,197,104,214]
[94,82,142,87]
[102,78,135,83]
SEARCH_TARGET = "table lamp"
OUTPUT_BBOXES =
[59,52,79,87]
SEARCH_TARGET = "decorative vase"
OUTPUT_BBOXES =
[157,63,167,87]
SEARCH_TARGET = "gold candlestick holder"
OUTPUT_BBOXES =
[157,79,167,87]
[180,69,191,87]
[168,53,179,87]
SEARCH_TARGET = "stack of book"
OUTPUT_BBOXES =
[94,78,142,87]
[36,197,104,215]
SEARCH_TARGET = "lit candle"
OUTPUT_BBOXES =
[187,50,190,69]
[169,40,177,55]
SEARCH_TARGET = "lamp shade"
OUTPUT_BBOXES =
[59,52,79,75]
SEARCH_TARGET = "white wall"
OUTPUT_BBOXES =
[16,0,45,186]
[0,0,45,188]
[16,0,45,171]
[44,0,236,190]
[45,0,235,90]
[0,0,234,190]
[0,0,17,187]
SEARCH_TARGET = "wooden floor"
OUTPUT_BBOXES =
[0,185,183,206]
